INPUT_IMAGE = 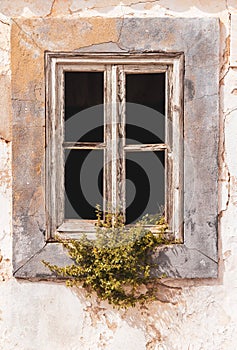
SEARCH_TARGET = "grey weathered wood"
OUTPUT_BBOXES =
[57,221,174,241]
[124,144,168,151]
[57,64,65,235]
[111,65,118,215]
[165,66,173,233]
[52,53,182,65]
[62,64,106,72]
[165,57,184,242]
[123,65,168,73]
[63,142,106,149]
[117,66,126,220]
[45,56,57,239]
[172,56,184,241]
[57,220,97,233]
[45,52,52,240]
[104,65,113,216]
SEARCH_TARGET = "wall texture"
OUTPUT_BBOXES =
[0,1,237,349]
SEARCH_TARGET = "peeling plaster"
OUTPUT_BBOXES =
[0,1,237,349]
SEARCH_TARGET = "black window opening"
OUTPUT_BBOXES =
[64,72,104,143]
[126,73,165,144]
[126,151,165,224]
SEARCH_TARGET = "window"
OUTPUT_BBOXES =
[46,53,183,241]
[12,17,219,279]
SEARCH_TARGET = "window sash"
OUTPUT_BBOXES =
[46,54,183,241]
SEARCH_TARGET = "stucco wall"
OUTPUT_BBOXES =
[0,1,237,349]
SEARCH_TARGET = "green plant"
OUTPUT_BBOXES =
[43,210,169,308]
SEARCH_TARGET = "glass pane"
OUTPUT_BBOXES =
[65,149,103,219]
[65,72,104,142]
[126,73,165,144]
[126,151,165,224]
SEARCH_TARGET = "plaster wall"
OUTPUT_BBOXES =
[0,1,237,349]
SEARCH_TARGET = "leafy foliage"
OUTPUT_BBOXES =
[43,209,169,308]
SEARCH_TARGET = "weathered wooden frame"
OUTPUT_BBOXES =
[45,52,184,242]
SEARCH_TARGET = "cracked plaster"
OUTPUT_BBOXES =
[0,1,237,349]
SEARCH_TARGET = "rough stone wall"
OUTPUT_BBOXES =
[0,1,237,349]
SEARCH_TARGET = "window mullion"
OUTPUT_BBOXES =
[111,65,118,215]
[111,65,126,220]
[104,65,126,222]
[104,65,113,216]
[117,65,126,220]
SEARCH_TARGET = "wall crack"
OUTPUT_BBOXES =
[45,0,57,17]
[117,15,125,43]
[186,247,218,264]
[0,19,10,26]
[223,107,237,118]
[0,136,10,143]
[13,243,47,276]
[219,12,231,219]
[74,41,127,52]
[194,93,218,101]
[130,0,160,7]
[11,18,42,51]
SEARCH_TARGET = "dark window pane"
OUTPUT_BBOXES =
[65,72,104,142]
[125,151,165,224]
[65,149,103,219]
[126,73,165,144]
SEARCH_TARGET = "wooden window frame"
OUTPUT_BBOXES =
[45,52,184,242]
